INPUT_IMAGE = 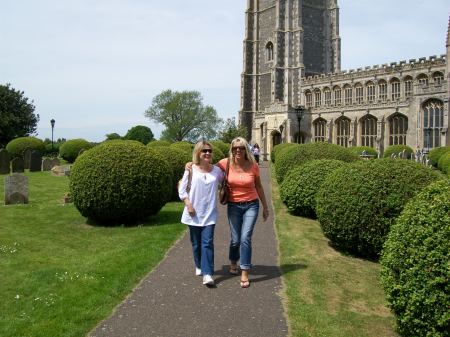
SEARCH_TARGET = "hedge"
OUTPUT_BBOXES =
[147,140,171,148]
[437,151,450,175]
[383,145,413,159]
[5,137,45,158]
[170,141,194,155]
[59,138,92,163]
[428,146,450,167]
[348,146,378,158]
[271,143,297,163]
[380,179,450,337]
[210,140,230,155]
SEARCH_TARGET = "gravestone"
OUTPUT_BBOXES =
[4,173,28,205]
[0,149,10,174]
[50,158,61,168]
[42,158,53,171]
[51,165,70,177]
[29,151,42,172]
[23,148,32,169]
[11,157,25,173]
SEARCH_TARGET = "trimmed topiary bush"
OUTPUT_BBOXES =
[316,159,443,258]
[437,151,450,175]
[271,143,297,163]
[280,159,347,218]
[380,179,450,337]
[147,140,171,148]
[428,146,450,167]
[383,145,413,159]
[170,141,194,155]
[348,146,378,158]
[6,137,45,158]
[70,141,172,225]
[210,140,229,155]
[275,142,360,183]
[59,138,92,163]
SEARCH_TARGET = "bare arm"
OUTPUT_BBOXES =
[255,176,269,221]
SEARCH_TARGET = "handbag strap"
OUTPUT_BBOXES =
[186,168,193,193]
[224,158,230,183]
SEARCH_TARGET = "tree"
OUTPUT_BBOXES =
[105,133,122,141]
[218,117,248,143]
[145,90,222,142]
[123,125,154,144]
[0,83,39,147]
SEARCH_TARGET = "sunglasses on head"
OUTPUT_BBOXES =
[201,149,213,153]
[232,146,246,151]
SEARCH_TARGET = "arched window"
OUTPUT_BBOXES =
[366,81,375,103]
[305,90,312,108]
[344,84,352,105]
[423,99,444,150]
[313,118,327,142]
[323,87,331,106]
[389,114,408,146]
[355,83,363,104]
[432,71,444,85]
[314,89,321,107]
[378,80,387,102]
[417,73,429,86]
[333,85,341,106]
[266,42,274,62]
[404,76,413,98]
[336,117,351,147]
[360,115,377,147]
[390,78,400,101]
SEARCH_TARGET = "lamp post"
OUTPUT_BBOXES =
[294,105,305,143]
[50,119,55,152]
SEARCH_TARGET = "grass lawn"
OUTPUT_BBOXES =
[0,171,185,337]
[272,167,399,337]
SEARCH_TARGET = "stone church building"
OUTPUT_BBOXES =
[239,0,450,159]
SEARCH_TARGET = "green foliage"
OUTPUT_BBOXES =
[59,138,92,163]
[105,133,122,141]
[348,146,378,158]
[124,125,154,144]
[316,159,443,259]
[437,151,450,175]
[70,141,172,225]
[5,136,45,158]
[275,142,359,183]
[145,89,222,142]
[380,179,450,337]
[280,159,347,218]
[210,140,230,155]
[170,141,194,156]
[0,83,39,147]
[218,117,248,143]
[383,145,413,159]
[211,146,225,163]
[428,146,450,167]
[147,140,171,148]
[271,143,297,163]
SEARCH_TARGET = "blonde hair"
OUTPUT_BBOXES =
[229,137,256,165]
[192,141,213,164]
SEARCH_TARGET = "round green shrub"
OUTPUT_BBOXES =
[210,140,229,155]
[280,159,347,218]
[150,146,191,201]
[316,159,443,258]
[44,143,59,157]
[428,146,450,167]
[6,137,45,158]
[211,146,225,163]
[59,138,92,163]
[147,140,171,148]
[275,142,360,183]
[348,146,378,158]
[70,141,172,225]
[383,145,413,159]
[271,143,297,163]
[380,179,450,337]
[437,151,450,175]
[170,141,194,155]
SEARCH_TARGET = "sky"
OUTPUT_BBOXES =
[1,0,449,143]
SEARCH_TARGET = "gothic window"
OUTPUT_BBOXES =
[404,76,413,98]
[314,89,321,107]
[336,117,351,147]
[266,42,274,62]
[324,87,331,106]
[344,85,352,105]
[389,114,408,146]
[390,78,400,101]
[423,99,444,150]
[432,71,444,85]
[378,80,387,102]
[355,83,363,104]
[417,73,429,86]
[333,86,341,106]
[361,115,377,147]
[313,118,327,142]
[305,90,312,108]
[366,81,375,103]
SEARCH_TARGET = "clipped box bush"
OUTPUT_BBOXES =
[428,146,450,167]
[275,142,359,183]
[170,141,194,155]
[147,140,171,148]
[316,159,443,259]
[437,151,450,175]
[6,137,45,158]
[210,140,230,155]
[280,159,347,218]
[348,146,378,158]
[380,179,450,337]
[59,138,92,163]
[271,143,297,163]
[383,145,413,159]
[70,141,172,225]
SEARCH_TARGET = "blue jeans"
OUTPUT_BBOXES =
[227,200,259,270]
[188,225,215,276]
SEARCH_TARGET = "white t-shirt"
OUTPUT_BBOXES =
[178,165,224,227]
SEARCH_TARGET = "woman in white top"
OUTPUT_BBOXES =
[178,141,224,286]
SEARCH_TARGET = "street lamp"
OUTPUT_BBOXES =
[294,105,305,143]
[50,119,55,152]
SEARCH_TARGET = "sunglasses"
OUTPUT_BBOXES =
[232,146,246,151]
[201,149,213,153]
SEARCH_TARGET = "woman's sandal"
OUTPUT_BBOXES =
[229,265,239,275]
[240,279,250,288]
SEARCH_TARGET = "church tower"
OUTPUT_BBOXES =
[239,0,341,157]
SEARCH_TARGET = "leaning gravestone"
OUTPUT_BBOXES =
[42,158,53,171]
[0,149,10,174]
[50,158,60,168]
[23,148,32,169]
[11,157,25,173]
[4,173,28,205]
[29,151,42,172]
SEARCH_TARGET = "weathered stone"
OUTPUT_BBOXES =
[11,157,25,173]
[4,173,28,205]
[50,158,61,168]
[0,149,10,174]
[23,148,32,169]
[42,158,53,171]
[29,151,42,172]
[51,165,70,177]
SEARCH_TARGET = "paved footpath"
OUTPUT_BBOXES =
[89,162,288,337]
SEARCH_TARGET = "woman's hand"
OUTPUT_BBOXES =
[262,207,269,221]
[185,162,193,171]
[187,204,196,217]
